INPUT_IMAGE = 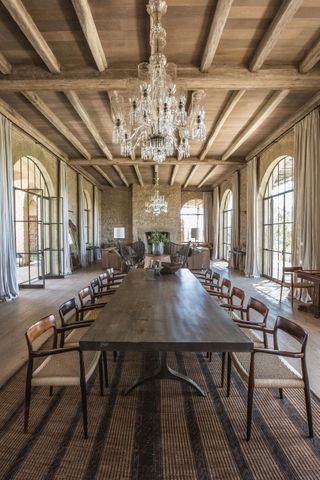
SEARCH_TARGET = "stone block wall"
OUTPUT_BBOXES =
[100,187,133,245]
[132,184,181,243]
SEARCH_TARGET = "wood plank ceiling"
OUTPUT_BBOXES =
[0,0,319,189]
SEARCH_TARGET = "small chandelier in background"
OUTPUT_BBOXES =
[145,170,168,216]
[110,0,206,164]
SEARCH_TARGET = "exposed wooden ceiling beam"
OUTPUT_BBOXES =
[93,166,116,188]
[134,165,144,186]
[199,89,246,160]
[65,90,112,159]
[170,165,179,186]
[183,165,199,188]
[299,36,320,74]
[113,165,129,187]
[70,157,245,166]
[1,66,320,91]
[0,95,67,161]
[249,0,303,72]
[212,164,242,187]
[200,0,233,72]
[0,96,101,187]
[71,0,107,72]
[222,90,290,160]
[22,91,91,159]
[0,52,12,74]
[197,167,216,188]
[246,90,320,161]
[1,0,61,73]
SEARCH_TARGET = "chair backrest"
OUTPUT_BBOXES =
[78,287,92,307]
[25,314,56,355]
[164,241,190,266]
[246,297,269,325]
[59,298,78,326]
[220,278,232,294]
[90,278,100,295]
[274,316,308,353]
[99,272,109,287]
[230,286,245,305]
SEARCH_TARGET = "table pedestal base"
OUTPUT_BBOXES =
[124,352,206,396]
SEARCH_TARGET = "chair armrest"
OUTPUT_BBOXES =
[234,320,265,328]
[221,304,246,312]
[33,346,80,357]
[253,348,303,358]
[93,291,114,298]
[78,304,105,312]
[57,321,93,333]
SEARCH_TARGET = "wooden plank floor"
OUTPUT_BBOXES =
[0,262,319,399]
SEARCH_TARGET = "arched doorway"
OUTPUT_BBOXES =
[221,190,233,261]
[262,155,294,281]
[14,156,64,287]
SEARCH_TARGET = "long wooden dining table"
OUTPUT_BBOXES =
[80,268,253,396]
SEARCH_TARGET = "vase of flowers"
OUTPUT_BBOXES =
[149,231,167,256]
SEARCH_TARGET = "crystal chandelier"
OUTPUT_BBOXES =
[110,0,206,164]
[145,171,168,216]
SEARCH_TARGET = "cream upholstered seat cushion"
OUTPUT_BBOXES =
[83,309,102,321]
[240,327,265,348]
[231,351,304,388]
[31,350,100,387]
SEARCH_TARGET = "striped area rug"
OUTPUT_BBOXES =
[0,351,320,480]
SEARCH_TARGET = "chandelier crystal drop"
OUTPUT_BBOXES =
[110,0,206,164]
[145,172,168,216]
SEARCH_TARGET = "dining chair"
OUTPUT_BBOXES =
[203,272,221,291]
[98,272,118,293]
[24,315,104,439]
[280,266,314,307]
[226,316,313,441]
[208,278,232,301]
[219,297,269,387]
[219,286,246,316]
[89,278,115,304]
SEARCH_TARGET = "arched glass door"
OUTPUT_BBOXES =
[14,157,64,287]
[262,156,294,281]
[222,191,233,260]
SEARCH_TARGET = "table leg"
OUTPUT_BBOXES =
[124,352,206,396]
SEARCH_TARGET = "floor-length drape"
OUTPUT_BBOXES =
[93,185,101,260]
[203,192,213,244]
[230,170,240,268]
[59,161,72,275]
[77,174,87,267]
[212,187,219,259]
[293,108,320,270]
[245,157,260,277]
[0,116,18,300]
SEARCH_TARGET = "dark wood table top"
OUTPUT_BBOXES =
[79,269,253,352]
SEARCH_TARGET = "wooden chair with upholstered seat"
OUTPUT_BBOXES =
[90,278,115,304]
[24,315,105,439]
[219,297,269,387]
[218,286,246,316]
[226,316,313,441]
[98,272,118,293]
[280,266,314,307]
[203,272,221,291]
[207,278,232,301]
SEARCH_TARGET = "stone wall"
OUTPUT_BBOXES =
[181,190,204,207]
[100,187,133,245]
[132,184,181,243]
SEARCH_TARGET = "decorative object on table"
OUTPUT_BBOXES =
[149,231,168,255]
[109,0,206,164]
[161,262,182,274]
[145,170,168,216]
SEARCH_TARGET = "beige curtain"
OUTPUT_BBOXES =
[77,174,87,267]
[203,192,213,244]
[0,116,19,300]
[212,187,220,259]
[244,157,260,277]
[293,108,320,270]
[230,170,240,268]
[93,185,101,260]
[59,161,72,274]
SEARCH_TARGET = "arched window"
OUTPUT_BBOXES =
[262,156,294,281]
[222,191,233,260]
[181,199,204,242]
